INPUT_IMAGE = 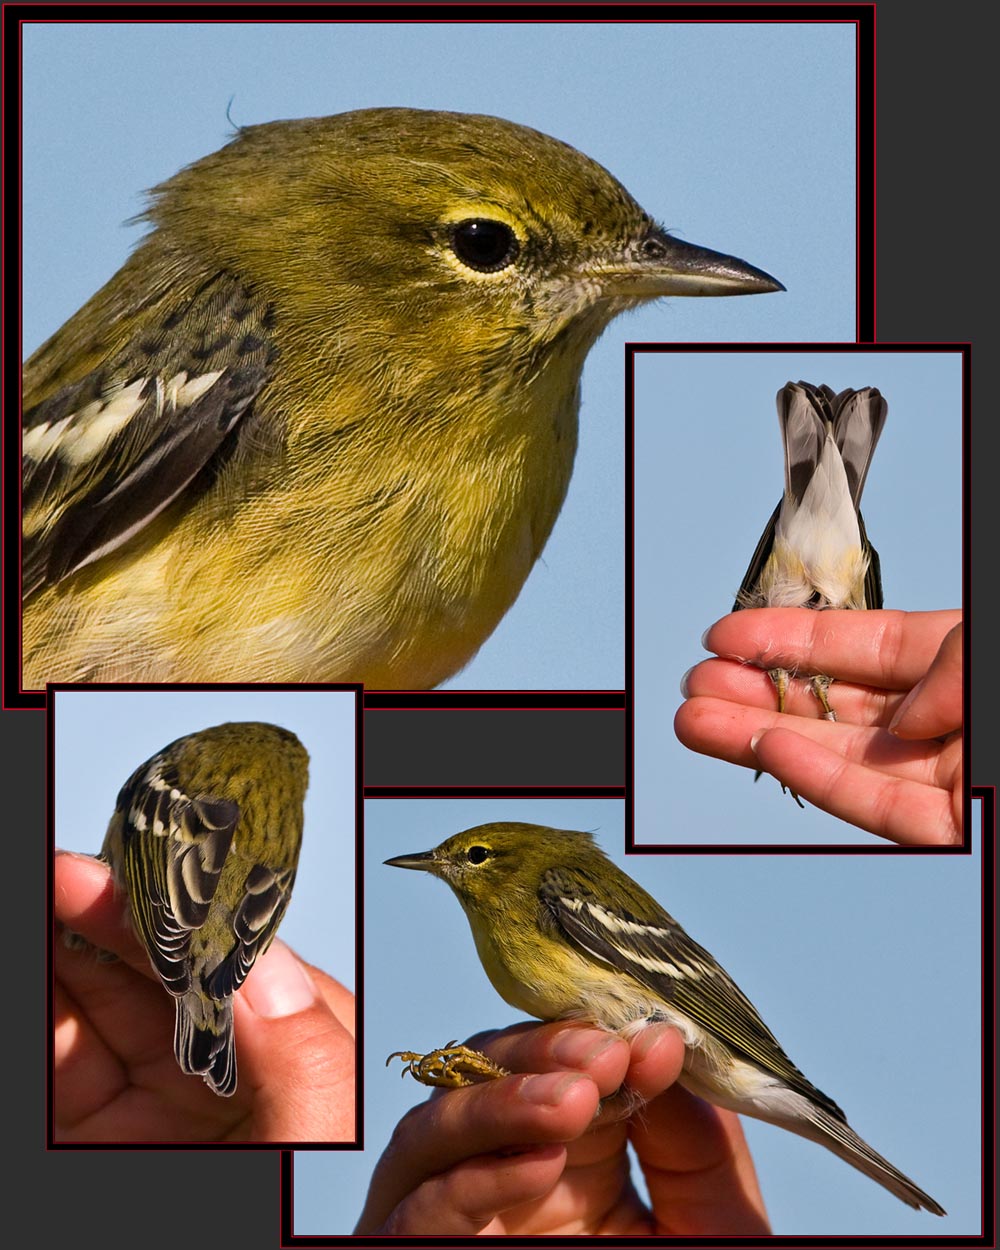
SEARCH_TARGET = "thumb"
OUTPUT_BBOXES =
[888,622,962,739]
[236,939,356,1142]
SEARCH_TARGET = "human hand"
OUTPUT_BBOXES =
[356,1020,769,1235]
[53,851,356,1142]
[675,608,962,845]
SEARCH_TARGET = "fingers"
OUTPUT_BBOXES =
[314,968,356,1040]
[234,940,357,1142]
[620,1022,687,1104]
[676,694,947,788]
[682,655,899,726]
[53,937,237,1140]
[53,851,151,977]
[702,608,961,692]
[749,726,963,845]
[53,977,131,1133]
[355,1065,601,1232]
[54,852,358,1143]
[466,1021,629,1096]
[465,1019,685,1109]
[631,1085,771,1234]
[357,1021,687,1234]
[368,1143,569,1235]
[889,622,963,739]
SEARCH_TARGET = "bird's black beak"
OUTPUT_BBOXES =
[601,228,784,297]
[385,850,436,871]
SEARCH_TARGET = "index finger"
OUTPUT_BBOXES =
[702,609,961,691]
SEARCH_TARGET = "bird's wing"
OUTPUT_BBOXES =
[858,512,884,609]
[540,865,847,1122]
[733,499,780,611]
[736,382,887,611]
[202,860,298,1000]
[22,270,275,600]
[734,381,831,609]
[113,755,240,996]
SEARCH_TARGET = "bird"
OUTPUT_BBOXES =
[95,721,308,1095]
[385,822,944,1215]
[735,380,887,724]
[21,106,782,690]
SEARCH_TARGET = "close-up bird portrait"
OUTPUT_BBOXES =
[20,105,781,694]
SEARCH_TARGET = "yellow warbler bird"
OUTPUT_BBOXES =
[386,823,943,1216]
[733,380,887,798]
[735,380,887,721]
[22,107,781,689]
[96,722,308,1096]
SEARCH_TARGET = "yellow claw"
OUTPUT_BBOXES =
[386,1041,509,1088]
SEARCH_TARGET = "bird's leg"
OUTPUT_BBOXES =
[766,666,791,713]
[759,665,805,807]
[810,674,837,721]
[387,1041,509,1088]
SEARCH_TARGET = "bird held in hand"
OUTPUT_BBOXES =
[735,380,887,721]
[95,721,308,1096]
[386,822,943,1215]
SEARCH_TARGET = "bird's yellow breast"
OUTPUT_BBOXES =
[23,341,582,688]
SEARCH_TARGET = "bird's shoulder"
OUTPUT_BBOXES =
[22,249,281,600]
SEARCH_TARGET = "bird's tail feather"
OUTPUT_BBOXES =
[798,1105,945,1215]
[174,994,237,1097]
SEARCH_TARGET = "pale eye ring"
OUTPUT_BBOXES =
[449,219,520,273]
[466,845,491,865]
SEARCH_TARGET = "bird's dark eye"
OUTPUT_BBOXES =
[449,219,520,273]
[466,844,491,864]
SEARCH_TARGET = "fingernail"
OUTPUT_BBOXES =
[679,665,695,697]
[700,627,712,650]
[887,687,916,735]
[518,1071,585,1106]
[749,732,763,753]
[242,939,317,1019]
[552,1027,620,1069]
[629,1021,677,1062]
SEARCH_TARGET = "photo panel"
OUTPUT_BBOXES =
[11,14,867,709]
[48,685,362,1146]
[289,795,984,1239]
[631,345,966,847]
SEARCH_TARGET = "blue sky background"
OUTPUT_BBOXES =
[291,797,982,1237]
[51,688,359,991]
[635,349,963,844]
[22,19,856,691]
